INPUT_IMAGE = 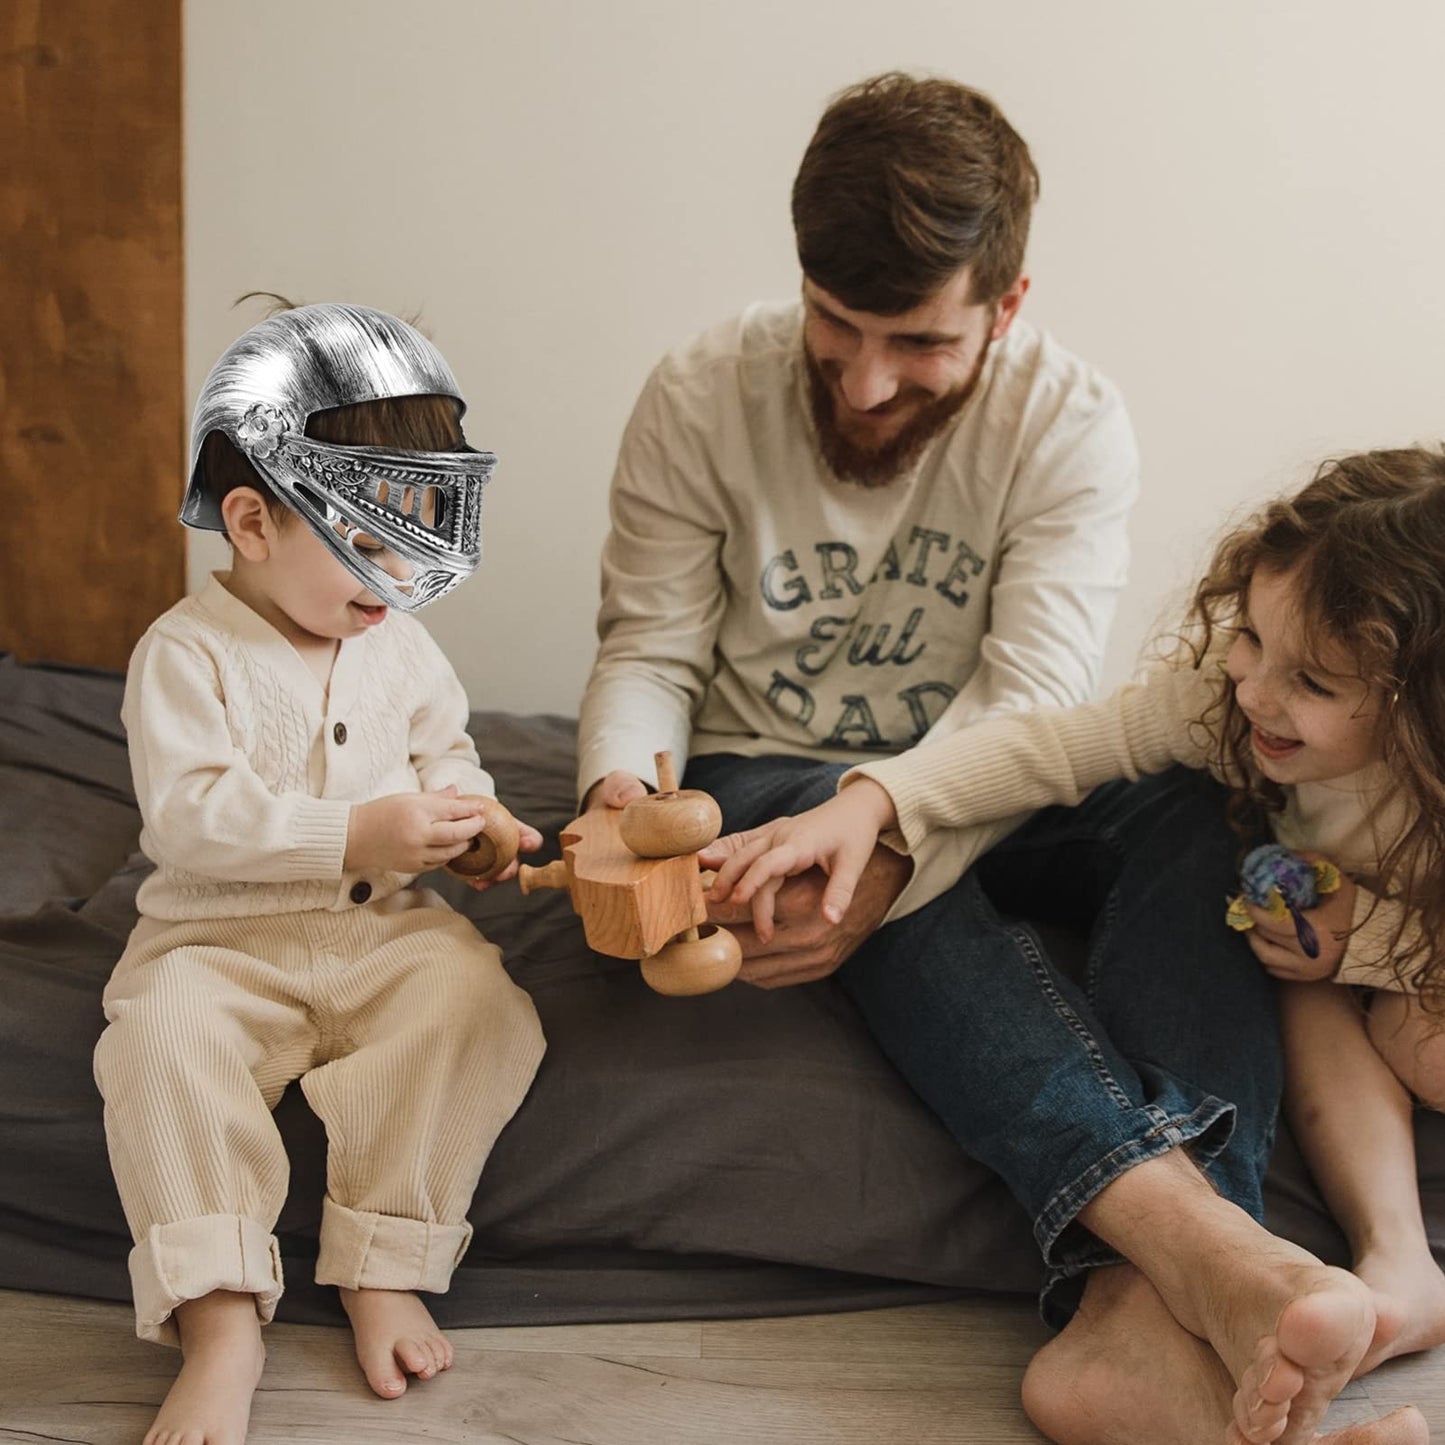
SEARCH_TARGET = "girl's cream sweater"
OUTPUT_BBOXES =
[849,652,1416,991]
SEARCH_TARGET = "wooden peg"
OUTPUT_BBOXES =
[518,859,569,894]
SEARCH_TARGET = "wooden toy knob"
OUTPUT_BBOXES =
[639,924,743,996]
[447,796,521,882]
[518,859,570,895]
[619,789,722,858]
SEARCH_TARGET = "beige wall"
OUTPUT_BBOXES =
[187,0,1445,716]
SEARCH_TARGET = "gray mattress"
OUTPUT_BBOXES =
[2,651,1442,1330]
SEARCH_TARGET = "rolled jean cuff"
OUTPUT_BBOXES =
[129,1213,284,1347]
[314,1195,472,1294]
[1033,1094,1235,1328]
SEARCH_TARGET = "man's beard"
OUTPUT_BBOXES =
[803,342,988,488]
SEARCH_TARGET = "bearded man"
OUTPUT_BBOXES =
[579,71,1138,976]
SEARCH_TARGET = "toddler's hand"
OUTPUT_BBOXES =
[1242,854,1357,982]
[345,787,493,876]
[461,819,544,891]
[697,778,899,941]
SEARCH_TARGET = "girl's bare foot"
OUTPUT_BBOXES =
[1355,1246,1445,1374]
[339,1287,454,1398]
[146,1290,265,1445]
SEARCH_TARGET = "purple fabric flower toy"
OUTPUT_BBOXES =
[1225,843,1342,959]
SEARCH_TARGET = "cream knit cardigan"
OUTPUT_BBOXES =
[123,575,495,921]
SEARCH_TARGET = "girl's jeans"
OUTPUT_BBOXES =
[684,755,1281,1327]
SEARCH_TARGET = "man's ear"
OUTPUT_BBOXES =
[220,487,276,562]
[990,274,1030,341]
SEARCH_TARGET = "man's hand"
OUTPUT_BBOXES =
[584,770,649,811]
[345,785,495,876]
[1242,858,1357,982]
[702,843,912,989]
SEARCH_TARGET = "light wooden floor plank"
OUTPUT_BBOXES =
[4,1287,1444,1443]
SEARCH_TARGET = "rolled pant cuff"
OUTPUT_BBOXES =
[1033,1095,1235,1327]
[129,1214,284,1347]
[314,1195,472,1293]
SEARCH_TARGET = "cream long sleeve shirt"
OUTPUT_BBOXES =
[124,575,494,921]
[847,655,1418,991]
[578,302,1140,921]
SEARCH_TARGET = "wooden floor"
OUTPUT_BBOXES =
[1,1288,1442,1444]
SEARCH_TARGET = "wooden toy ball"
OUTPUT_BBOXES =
[619,757,723,857]
[446,796,522,883]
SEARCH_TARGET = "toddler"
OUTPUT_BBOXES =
[94,303,546,1445]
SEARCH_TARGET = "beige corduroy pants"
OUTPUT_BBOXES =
[93,888,545,1345]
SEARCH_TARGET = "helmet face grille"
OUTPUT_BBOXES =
[282,438,487,559]
[253,437,495,612]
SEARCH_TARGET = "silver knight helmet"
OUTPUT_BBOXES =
[181,303,495,611]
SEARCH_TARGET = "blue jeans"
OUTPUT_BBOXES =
[684,754,1282,1327]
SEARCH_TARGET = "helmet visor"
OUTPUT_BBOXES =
[252,434,495,611]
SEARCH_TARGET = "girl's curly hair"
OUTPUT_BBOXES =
[1181,444,1445,1000]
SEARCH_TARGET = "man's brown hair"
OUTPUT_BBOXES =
[791,72,1039,314]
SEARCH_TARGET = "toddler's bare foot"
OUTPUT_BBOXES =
[1354,1246,1445,1375]
[146,1290,265,1445]
[339,1287,454,1398]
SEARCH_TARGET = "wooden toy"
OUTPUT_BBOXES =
[446,796,523,883]
[518,752,742,996]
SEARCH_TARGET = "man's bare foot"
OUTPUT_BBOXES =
[338,1287,454,1398]
[1354,1246,1445,1375]
[1023,1265,1236,1445]
[1022,1266,1428,1445]
[1097,1167,1377,1445]
[146,1290,265,1445]
[1220,1264,1375,1445]
[1366,1410,1433,1445]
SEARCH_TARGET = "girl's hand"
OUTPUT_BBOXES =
[697,778,899,942]
[1242,854,1357,982]
[461,818,543,891]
